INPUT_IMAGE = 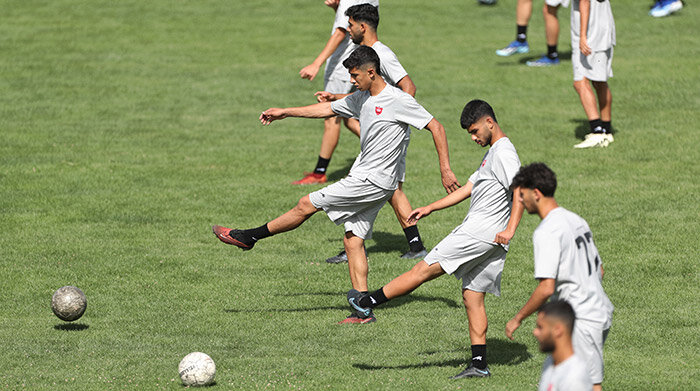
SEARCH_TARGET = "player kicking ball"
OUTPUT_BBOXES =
[213,45,460,324]
[346,100,524,378]
[505,162,613,391]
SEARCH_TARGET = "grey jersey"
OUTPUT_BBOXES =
[538,355,593,391]
[461,138,521,245]
[571,0,615,51]
[371,41,408,87]
[325,0,380,82]
[330,85,433,190]
[534,207,614,328]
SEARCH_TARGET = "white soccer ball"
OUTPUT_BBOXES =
[178,352,216,387]
[51,286,87,322]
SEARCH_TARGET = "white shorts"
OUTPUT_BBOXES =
[573,320,610,384]
[545,0,569,7]
[324,77,355,95]
[424,230,507,296]
[573,47,613,82]
[309,175,394,240]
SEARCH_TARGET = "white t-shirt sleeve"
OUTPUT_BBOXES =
[377,45,408,86]
[394,93,433,130]
[492,149,521,190]
[331,93,359,118]
[533,228,561,279]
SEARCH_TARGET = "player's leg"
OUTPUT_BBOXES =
[526,4,562,66]
[345,231,369,291]
[389,183,427,258]
[592,80,612,137]
[449,289,492,379]
[293,117,340,185]
[213,195,320,250]
[496,0,531,56]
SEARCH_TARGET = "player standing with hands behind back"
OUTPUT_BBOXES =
[505,163,613,391]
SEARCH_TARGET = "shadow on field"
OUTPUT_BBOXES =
[326,158,355,182]
[354,338,530,370]
[366,231,407,254]
[54,323,89,331]
[517,50,573,65]
[224,305,347,313]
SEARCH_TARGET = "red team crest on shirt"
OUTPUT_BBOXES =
[375,106,383,115]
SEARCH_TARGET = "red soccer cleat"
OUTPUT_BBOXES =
[291,172,327,185]
[212,225,255,250]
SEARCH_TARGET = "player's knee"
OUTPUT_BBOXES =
[296,195,318,214]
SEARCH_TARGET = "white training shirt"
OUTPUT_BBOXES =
[538,355,593,391]
[534,207,614,328]
[461,137,521,246]
[325,0,380,82]
[571,0,615,51]
[371,41,408,87]
[330,84,433,190]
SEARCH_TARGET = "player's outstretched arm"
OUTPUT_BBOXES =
[314,91,352,102]
[406,182,473,224]
[300,28,347,81]
[494,187,525,245]
[260,102,335,125]
[506,278,555,340]
[424,118,460,193]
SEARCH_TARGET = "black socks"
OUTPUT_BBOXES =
[313,156,330,175]
[359,287,388,308]
[589,119,604,134]
[547,44,559,60]
[403,226,425,253]
[516,25,527,43]
[244,224,272,243]
[471,344,487,370]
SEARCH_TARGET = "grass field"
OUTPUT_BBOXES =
[1,0,699,389]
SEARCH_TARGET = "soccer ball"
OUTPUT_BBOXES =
[178,352,216,387]
[51,286,87,322]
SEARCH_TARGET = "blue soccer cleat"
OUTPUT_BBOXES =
[526,55,560,67]
[650,0,683,17]
[496,40,530,57]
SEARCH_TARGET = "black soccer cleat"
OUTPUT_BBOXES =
[212,225,255,250]
[325,250,348,264]
[450,364,491,379]
[347,289,372,317]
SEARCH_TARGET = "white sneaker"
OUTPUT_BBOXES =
[574,133,610,149]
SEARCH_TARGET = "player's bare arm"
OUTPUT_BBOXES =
[505,278,555,340]
[424,118,461,193]
[494,187,525,245]
[407,181,473,224]
[396,75,417,97]
[260,102,335,125]
[579,0,592,56]
[300,28,347,81]
[324,0,340,11]
[314,91,352,102]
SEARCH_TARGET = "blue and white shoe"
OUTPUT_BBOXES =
[496,40,529,57]
[526,55,560,67]
[650,0,683,17]
[450,364,491,379]
[347,289,372,317]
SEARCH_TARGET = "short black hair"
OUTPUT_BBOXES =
[343,45,381,75]
[460,99,497,129]
[346,3,379,31]
[511,162,557,197]
[539,300,576,334]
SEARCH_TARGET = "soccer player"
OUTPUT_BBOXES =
[315,3,425,262]
[505,162,614,391]
[296,0,379,185]
[496,0,569,67]
[213,46,460,324]
[346,100,524,378]
[535,300,593,391]
[571,0,616,148]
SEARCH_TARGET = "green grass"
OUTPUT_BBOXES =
[1,0,698,389]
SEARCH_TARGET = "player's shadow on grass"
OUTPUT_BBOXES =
[326,158,355,182]
[54,323,89,331]
[571,118,616,140]
[518,51,572,65]
[353,338,530,370]
[365,231,407,254]
[181,382,216,388]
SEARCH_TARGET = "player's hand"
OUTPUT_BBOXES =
[580,37,592,56]
[260,108,287,125]
[315,91,335,102]
[441,169,461,194]
[300,63,321,81]
[407,206,432,224]
[494,229,515,245]
[324,0,340,11]
[505,317,521,340]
